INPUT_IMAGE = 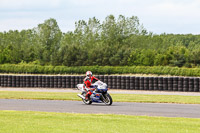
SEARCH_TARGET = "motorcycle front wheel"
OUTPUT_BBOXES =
[102,93,113,105]
[82,92,92,105]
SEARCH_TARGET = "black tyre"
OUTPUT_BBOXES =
[102,93,113,105]
[130,77,135,89]
[104,76,108,83]
[178,77,183,91]
[139,77,144,90]
[144,77,149,90]
[112,77,117,89]
[125,76,130,90]
[153,77,158,90]
[135,77,140,90]
[81,92,92,105]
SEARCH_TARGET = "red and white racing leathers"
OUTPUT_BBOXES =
[83,76,99,99]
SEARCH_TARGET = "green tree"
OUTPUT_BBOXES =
[36,18,62,65]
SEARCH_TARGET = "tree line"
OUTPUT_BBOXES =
[0,15,200,68]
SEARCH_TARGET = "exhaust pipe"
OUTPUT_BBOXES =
[77,94,85,99]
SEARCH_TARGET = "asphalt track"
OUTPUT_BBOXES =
[0,99,200,118]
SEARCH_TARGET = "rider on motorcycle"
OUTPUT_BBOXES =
[83,71,99,100]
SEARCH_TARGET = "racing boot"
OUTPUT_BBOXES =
[85,91,91,100]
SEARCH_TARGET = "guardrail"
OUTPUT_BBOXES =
[0,75,200,92]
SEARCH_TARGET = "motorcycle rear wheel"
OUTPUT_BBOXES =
[82,92,92,105]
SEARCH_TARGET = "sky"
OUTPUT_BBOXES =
[0,0,200,34]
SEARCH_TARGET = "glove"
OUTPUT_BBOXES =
[91,88,95,91]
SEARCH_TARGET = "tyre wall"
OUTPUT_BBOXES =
[0,75,200,92]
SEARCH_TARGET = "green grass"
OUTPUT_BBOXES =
[114,94,200,104]
[0,110,200,133]
[0,91,79,101]
[1,91,200,104]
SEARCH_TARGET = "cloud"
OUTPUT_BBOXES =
[126,0,200,34]
[147,0,200,17]
[0,18,43,31]
[0,0,62,10]
[0,0,200,34]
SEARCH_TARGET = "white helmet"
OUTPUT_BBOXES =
[86,71,92,78]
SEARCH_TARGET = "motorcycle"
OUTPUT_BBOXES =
[76,80,113,105]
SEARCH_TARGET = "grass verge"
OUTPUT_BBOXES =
[0,91,200,104]
[0,110,200,133]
